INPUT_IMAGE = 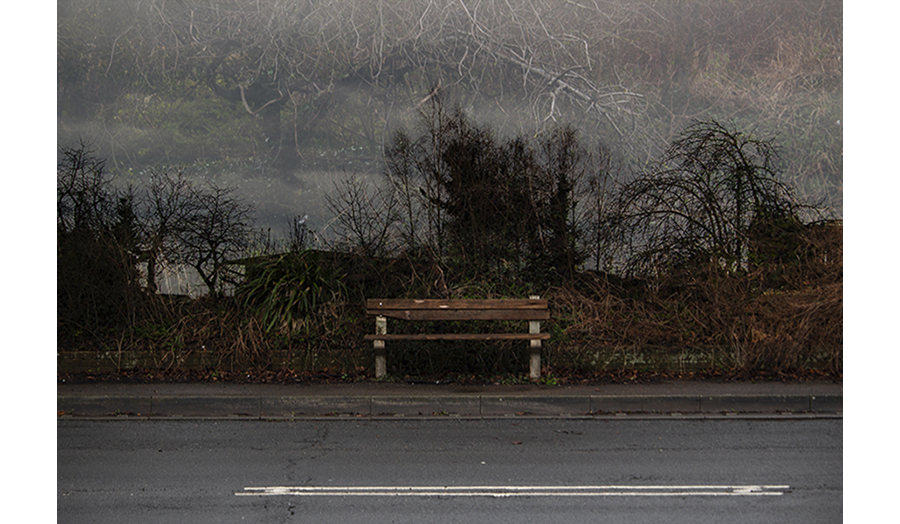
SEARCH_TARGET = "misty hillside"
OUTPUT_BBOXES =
[58,0,842,235]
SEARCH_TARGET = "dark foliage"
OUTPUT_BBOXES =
[237,250,347,332]
[58,143,258,348]
[57,143,145,337]
[381,99,592,288]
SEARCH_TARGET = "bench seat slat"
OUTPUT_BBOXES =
[366,299,547,310]
[364,333,551,341]
[367,309,550,321]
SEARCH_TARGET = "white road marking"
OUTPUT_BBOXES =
[236,485,789,497]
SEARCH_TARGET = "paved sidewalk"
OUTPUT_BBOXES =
[57,380,842,419]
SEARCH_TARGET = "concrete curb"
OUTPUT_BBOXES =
[57,393,842,419]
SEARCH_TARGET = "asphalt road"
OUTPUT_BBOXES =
[58,418,841,523]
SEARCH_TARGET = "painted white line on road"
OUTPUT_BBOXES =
[236,485,789,497]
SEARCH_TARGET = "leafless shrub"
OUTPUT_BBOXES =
[605,119,818,278]
[325,175,401,258]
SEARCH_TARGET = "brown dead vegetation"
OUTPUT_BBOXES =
[58,222,841,380]
[544,220,841,375]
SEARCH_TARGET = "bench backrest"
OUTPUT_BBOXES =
[366,298,549,321]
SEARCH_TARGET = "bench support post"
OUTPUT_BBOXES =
[374,315,387,378]
[528,295,541,380]
[529,320,541,380]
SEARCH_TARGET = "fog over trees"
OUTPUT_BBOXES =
[58,0,842,236]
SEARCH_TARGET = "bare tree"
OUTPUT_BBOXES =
[57,141,113,235]
[175,181,255,298]
[607,119,806,277]
[325,175,400,258]
[140,169,194,294]
[68,1,650,161]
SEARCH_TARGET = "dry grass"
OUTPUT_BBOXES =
[58,224,841,378]
[546,222,841,374]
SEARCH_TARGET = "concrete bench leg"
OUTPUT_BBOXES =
[529,319,541,381]
[374,315,387,378]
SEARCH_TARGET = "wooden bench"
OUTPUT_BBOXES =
[364,296,550,380]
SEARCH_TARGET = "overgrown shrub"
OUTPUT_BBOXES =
[57,144,145,339]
